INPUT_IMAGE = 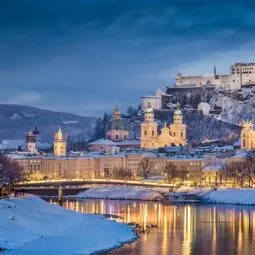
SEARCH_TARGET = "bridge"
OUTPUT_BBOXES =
[16,178,175,190]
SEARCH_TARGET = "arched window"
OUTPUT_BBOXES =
[116,134,119,139]
[152,130,154,136]
[243,139,246,148]
[124,135,126,139]
[181,132,183,137]
[108,134,111,139]
[144,130,147,136]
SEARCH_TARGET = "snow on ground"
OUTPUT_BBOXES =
[76,186,163,200]
[172,187,255,205]
[0,195,136,254]
[201,189,255,205]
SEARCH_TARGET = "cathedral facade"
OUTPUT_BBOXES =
[241,121,255,150]
[140,103,187,149]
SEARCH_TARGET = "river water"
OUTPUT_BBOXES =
[51,199,255,255]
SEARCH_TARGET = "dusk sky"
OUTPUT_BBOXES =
[1,0,255,116]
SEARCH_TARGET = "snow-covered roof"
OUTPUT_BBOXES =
[88,139,140,146]
[203,165,223,171]
[88,139,115,146]
[230,151,248,159]
[0,139,25,148]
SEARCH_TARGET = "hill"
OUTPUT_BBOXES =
[0,104,97,143]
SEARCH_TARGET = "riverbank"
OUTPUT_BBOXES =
[76,186,164,200]
[0,195,137,254]
[171,188,255,205]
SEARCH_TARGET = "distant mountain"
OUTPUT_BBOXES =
[0,104,97,143]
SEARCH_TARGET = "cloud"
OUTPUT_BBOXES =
[1,0,255,115]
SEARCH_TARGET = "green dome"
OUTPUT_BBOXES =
[106,118,129,131]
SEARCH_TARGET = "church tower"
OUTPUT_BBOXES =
[106,105,129,142]
[140,102,158,148]
[241,121,255,150]
[53,127,67,157]
[26,130,37,153]
[169,103,187,146]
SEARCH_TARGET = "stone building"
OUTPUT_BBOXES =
[241,121,255,150]
[140,103,187,149]
[141,89,164,112]
[53,128,67,157]
[106,106,129,142]
[175,63,255,90]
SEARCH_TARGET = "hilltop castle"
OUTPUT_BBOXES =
[140,103,187,149]
[176,63,255,90]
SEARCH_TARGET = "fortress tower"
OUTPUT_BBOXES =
[53,127,67,157]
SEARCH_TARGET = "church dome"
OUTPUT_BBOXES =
[106,106,129,131]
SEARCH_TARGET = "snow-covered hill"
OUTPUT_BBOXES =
[0,104,97,142]
[210,87,255,125]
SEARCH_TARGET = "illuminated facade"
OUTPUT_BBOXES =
[53,128,67,157]
[140,103,187,149]
[241,121,255,150]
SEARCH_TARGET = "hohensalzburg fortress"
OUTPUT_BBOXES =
[176,63,255,90]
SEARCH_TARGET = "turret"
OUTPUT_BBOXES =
[53,127,67,157]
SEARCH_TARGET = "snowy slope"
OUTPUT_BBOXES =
[201,189,255,205]
[76,186,163,200]
[172,187,255,205]
[0,196,136,254]
[210,87,255,125]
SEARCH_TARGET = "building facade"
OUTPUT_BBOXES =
[241,121,255,150]
[141,89,164,112]
[176,63,255,90]
[140,103,187,149]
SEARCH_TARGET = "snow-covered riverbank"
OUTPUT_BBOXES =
[0,196,136,255]
[76,186,163,200]
[172,188,255,205]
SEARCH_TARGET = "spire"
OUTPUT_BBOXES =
[214,65,216,76]
[176,102,180,110]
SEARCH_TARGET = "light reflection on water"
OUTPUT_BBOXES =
[50,199,255,255]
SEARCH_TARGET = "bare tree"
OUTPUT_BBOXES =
[163,162,178,183]
[224,153,255,188]
[0,155,23,189]
[138,158,153,179]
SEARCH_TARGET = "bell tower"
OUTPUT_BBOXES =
[53,127,67,157]
[140,102,158,148]
[170,103,187,146]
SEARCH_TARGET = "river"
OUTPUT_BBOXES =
[50,199,255,255]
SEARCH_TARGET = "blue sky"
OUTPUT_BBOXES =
[1,0,255,116]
